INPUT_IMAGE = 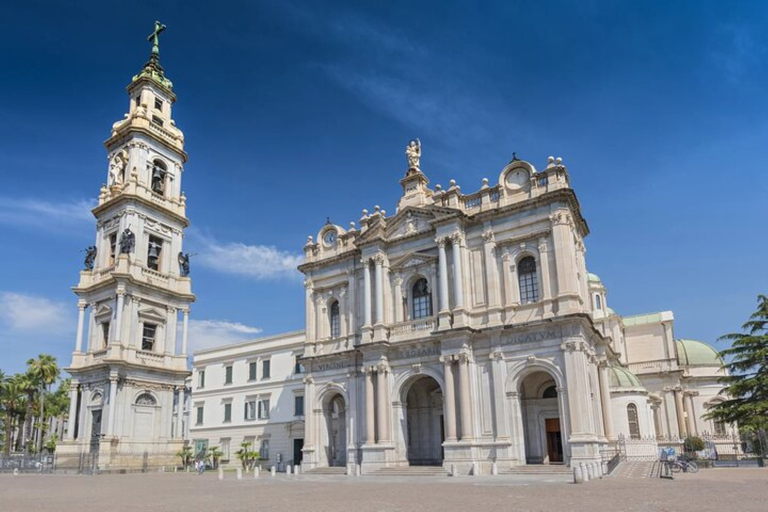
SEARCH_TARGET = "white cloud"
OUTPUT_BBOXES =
[193,233,303,281]
[0,197,95,231]
[184,319,263,351]
[0,292,73,335]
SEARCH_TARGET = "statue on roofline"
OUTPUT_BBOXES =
[178,252,191,277]
[83,246,97,271]
[406,138,421,170]
[119,228,135,254]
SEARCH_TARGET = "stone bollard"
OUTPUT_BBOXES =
[596,462,603,479]
[573,465,584,484]
[580,463,589,482]
[450,464,456,477]
[236,468,243,480]
[590,463,597,480]
[295,464,300,475]
[491,462,498,476]
[602,461,608,476]
[270,466,276,477]
[471,462,479,476]
[218,468,224,481]
[286,465,292,475]
[355,464,361,477]
[13,468,19,477]
[254,467,260,478]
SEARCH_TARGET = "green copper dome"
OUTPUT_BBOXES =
[609,367,645,390]
[588,273,602,283]
[676,339,724,367]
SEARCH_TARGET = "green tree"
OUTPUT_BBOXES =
[1,375,28,455]
[705,294,768,431]
[235,441,259,470]
[26,354,60,452]
[176,445,193,469]
[207,446,223,469]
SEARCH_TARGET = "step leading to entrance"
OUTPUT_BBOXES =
[371,465,449,477]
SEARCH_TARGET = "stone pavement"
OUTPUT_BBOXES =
[0,468,764,512]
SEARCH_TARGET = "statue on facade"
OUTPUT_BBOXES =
[83,246,97,270]
[406,138,421,170]
[119,228,135,254]
[178,251,191,277]
[108,153,127,186]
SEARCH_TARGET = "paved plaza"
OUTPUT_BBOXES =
[1,468,765,512]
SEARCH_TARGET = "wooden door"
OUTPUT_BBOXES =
[545,418,563,463]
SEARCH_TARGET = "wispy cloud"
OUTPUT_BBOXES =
[276,3,500,145]
[712,25,767,86]
[0,291,73,335]
[0,197,95,231]
[184,319,263,351]
[192,232,303,281]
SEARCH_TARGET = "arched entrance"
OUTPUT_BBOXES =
[404,376,444,466]
[321,393,347,467]
[520,371,563,464]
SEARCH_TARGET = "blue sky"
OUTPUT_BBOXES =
[0,1,766,374]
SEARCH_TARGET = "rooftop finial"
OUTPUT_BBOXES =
[511,152,520,162]
[132,21,173,90]
[148,21,166,59]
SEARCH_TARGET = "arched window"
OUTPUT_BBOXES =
[411,278,432,319]
[518,256,539,304]
[627,403,640,439]
[135,393,157,406]
[329,301,340,339]
[595,294,602,310]
[151,160,167,195]
[542,385,558,399]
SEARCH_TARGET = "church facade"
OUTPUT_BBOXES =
[191,147,730,474]
[59,23,194,469]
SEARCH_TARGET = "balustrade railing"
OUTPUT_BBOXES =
[625,359,678,374]
[390,317,436,336]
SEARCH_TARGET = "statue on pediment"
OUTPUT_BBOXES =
[406,138,421,170]
[109,153,127,186]
[83,246,97,270]
[119,228,135,254]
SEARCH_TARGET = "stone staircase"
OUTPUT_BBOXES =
[500,464,572,475]
[303,466,348,475]
[371,465,449,477]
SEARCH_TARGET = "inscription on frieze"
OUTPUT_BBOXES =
[316,360,349,372]
[509,327,562,344]
[391,344,440,361]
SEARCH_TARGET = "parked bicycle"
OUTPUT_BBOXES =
[670,458,699,473]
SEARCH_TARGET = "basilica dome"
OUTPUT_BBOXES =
[675,339,724,367]
[609,366,646,391]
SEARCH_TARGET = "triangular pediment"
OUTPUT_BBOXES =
[137,306,167,323]
[94,303,113,319]
[385,206,437,239]
[390,251,437,271]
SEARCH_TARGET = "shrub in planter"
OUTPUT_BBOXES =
[684,436,705,458]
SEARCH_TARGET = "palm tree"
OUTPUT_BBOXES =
[1,376,27,456]
[26,355,60,452]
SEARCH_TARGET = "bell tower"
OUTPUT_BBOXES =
[60,22,194,469]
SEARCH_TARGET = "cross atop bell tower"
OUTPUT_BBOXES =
[61,22,194,470]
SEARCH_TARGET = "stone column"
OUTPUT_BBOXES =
[166,306,177,355]
[106,377,118,437]
[78,388,88,439]
[364,368,375,444]
[346,271,356,339]
[376,363,390,443]
[442,357,457,441]
[363,260,372,326]
[66,384,79,440]
[305,281,315,342]
[346,370,358,461]
[175,386,185,438]
[113,290,125,345]
[538,236,552,301]
[437,239,450,312]
[457,353,473,440]
[374,256,384,325]
[551,211,579,313]
[74,301,87,353]
[482,231,501,324]
[393,276,403,323]
[673,388,686,437]
[87,302,97,351]
[181,308,189,356]
[304,376,316,451]
[685,392,697,436]
[490,351,509,440]
[597,362,614,439]
[451,235,464,309]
